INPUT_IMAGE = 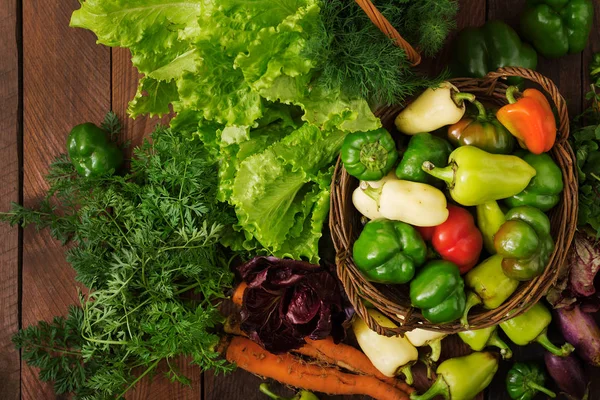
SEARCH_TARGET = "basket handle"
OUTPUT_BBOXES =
[485,67,570,145]
[354,0,422,66]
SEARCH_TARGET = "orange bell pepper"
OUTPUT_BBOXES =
[497,86,556,154]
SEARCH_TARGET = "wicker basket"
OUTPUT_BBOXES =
[330,67,578,335]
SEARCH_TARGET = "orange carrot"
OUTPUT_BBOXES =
[232,282,247,306]
[305,337,414,393]
[224,336,411,400]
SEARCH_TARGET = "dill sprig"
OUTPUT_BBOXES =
[4,115,237,399]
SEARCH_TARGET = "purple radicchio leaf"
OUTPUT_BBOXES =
[569,231,600,297]
[238,256,349,354]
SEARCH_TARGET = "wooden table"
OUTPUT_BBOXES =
[1,0,599,399]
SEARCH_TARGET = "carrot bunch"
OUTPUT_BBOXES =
[224,283,414,400]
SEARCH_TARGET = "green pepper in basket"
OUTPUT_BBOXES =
[340,128,398,181]
[410,260,466,324]
[458,325,513,360]
[353,220,427,284]
[520,0,594,59]
[505,152,563,211]
[452,20,537,87]
[422,146,537,206]
[494,206,555,281]
[396,133,453,186]
[410,352,499,400]
[67,122,123,178]
[476,201,506,254]
[463,256,520,321]
[506,362,556,400]
[500,302,574,357]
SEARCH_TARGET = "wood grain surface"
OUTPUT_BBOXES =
[2,0,599,399]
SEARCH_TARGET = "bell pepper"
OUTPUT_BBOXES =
[396,133,453,186]
[422,146,537,206]
[458,325,513,360]
[505,151,563,211]
[464,255,520,316]
[506,362,556,400]
[520,0,594,59]
[353,309,418,383]
[352,172,396,220]
[422,204,483,275]
[497,86,557,154]
[353,220,427,284]
[341,128,398,181]
[395,82,476,135]
[67,122,124,178]
[494,206,555,281]
[405,329,447,363]
[448,99,516,155]
[409,260,466,324]
[451,20,537,87]
[259,384,320,400]
[476,201,506,254]
[355,178,449,227]
[500,302,575,357]
[409,352,499,400]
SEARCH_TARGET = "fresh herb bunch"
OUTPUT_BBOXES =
[4,114,236,399]
[314,0,457,105]
[571,53,600,233]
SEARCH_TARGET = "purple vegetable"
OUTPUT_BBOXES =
[556,305,600,366]
[238,256,349,353]
[569,231,600,297]
[544,352,588,399]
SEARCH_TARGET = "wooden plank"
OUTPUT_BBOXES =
[0,0,21,398]
[21,0,110,398]
[111,48,200,400]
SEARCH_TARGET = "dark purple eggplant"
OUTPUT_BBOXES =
[544,352,588,399]
[556,305,600,366]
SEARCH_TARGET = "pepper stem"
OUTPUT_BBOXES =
[362,186,382,204]
[535,331,575,357]
[527,382,556,398]
[421,162,455,186]
[487,329,513,359]
[472,99,487,119]
[259,383,286,400]
[428,338,442,363]
[461,291,483,328]
[409,376,450,400]
[451,91,476,108]
[399,364,414,386]
[505,86,520,104]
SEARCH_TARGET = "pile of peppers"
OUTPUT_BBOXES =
[342,81,575,400]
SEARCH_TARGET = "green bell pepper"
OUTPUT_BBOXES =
[464,256,520,322]
[500,302,574,357]
[410,260,466,324]
[505,152,563,212]
[67,122,124,178]
[353,220,427,284]
[521,0,594,59]
[476,201,506,254]
[259,383,319,400]
[452,20,537,87]
[458,325,513,360]
[494,206,555,281]
[410,352,499,400]
[448,101,515,155]
[422,146,537,207]
[340,128,398,181]
[396,133,453,186]
[506,362,556,400]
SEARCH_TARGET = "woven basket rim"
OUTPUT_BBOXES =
[354,0,421,66]
[330,67,578,336]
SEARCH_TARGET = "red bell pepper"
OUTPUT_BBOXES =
[417,205,483,274]
[496,86,556,154]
